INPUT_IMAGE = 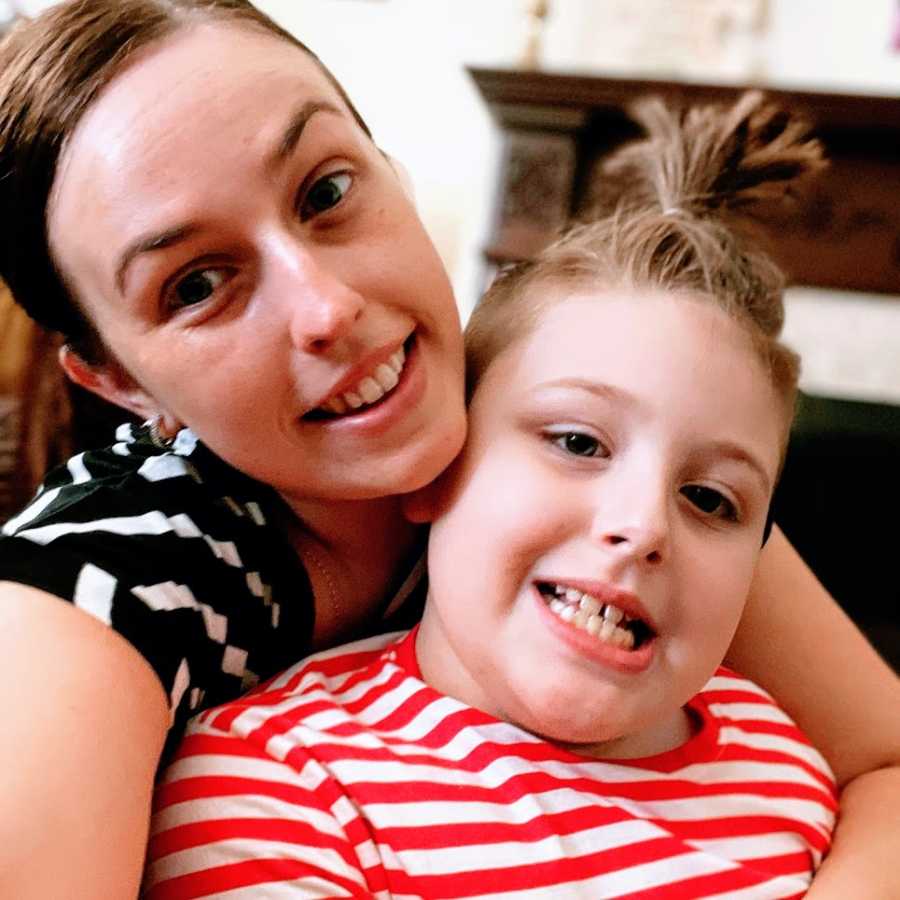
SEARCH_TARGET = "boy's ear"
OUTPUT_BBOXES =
[58,344,167,423]
[403,453,467,523]
[403,464,459,524]
[402,480,440,524]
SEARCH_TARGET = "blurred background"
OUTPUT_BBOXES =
[1,0,898,665]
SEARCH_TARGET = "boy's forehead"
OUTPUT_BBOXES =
[469,291,784,473]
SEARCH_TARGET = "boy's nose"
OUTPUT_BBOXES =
[594,525,666,565]
[589,485,669,566]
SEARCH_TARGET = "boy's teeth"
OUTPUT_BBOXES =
[573,608,592,629]
[542,583,638,651]
[318,346,407,416]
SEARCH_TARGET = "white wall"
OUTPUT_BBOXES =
[765,0,900,93]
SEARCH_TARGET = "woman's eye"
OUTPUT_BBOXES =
[681,485,737,521]
[300,172,352,220]
[170,268,228,310]
[550,431,607,458]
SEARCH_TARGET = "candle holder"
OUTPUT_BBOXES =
[520,0,550,70]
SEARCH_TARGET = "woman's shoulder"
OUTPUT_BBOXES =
[0,423,296,590]
[0,422,314,742]
[5,422,252,528]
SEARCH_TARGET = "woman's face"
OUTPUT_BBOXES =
[48,22,466,505]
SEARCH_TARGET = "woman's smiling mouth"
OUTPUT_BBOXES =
[304,337,412,420]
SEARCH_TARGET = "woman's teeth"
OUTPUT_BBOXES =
[319,347,406,416]
[541,583,640,651]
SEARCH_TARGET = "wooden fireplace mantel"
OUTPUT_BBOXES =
[469,67,900,296]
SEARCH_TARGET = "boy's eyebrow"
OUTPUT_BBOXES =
[534,377,773,493]
[534,378,635,406]
[701,441,772,495]
[114,100,343,295]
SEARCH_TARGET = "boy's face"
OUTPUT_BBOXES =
[413,290,785,758]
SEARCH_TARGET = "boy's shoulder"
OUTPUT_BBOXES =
[695,666,835,778]
[251,630,408,698]
[185,630,412,734]
[700,666,782,707]
[698,665,794,722]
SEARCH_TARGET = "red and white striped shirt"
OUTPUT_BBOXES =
[146,629,837,899]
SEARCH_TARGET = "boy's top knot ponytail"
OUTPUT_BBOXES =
[594,90,827,225]
[467,91,826,438]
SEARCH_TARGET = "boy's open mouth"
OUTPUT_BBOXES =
[536,581,655,651]
[303,335,413,421]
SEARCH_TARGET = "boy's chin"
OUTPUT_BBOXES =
[503,701,627,752]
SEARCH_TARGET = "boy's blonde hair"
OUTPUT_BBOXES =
[466,92,825,436]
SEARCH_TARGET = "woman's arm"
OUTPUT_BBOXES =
[0,582,169,899]
[805,766,900,897]
[727,527,900,896]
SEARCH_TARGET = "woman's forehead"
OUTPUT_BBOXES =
[65,22,345,157]
[48,22,357,277]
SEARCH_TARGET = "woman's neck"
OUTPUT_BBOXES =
[279,492,421,648]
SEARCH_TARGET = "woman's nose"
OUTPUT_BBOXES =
[275,250,365,353]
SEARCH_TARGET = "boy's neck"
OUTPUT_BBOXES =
[560,707,695,761]
[279,492,421,648]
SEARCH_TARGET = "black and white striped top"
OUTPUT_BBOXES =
[0,422,426,754]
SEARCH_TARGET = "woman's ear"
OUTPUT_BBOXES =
[58,344,167,423]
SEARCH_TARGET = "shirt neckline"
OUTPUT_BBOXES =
[391,625,724,770]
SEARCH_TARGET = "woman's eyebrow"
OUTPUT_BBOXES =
[267,99,343,171]
[114,100,344,295]
[115,223,199,295]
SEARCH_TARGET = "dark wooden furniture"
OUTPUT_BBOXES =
[469,67,900,295]
[469,68,900,669]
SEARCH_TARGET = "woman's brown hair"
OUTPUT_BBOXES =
[465,91,826,431]
[0,0,370,361]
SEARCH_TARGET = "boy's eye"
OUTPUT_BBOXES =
[300,172,352,220]
[681,485,737,521]
[550,431,607,458]
[169,267,229,309]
